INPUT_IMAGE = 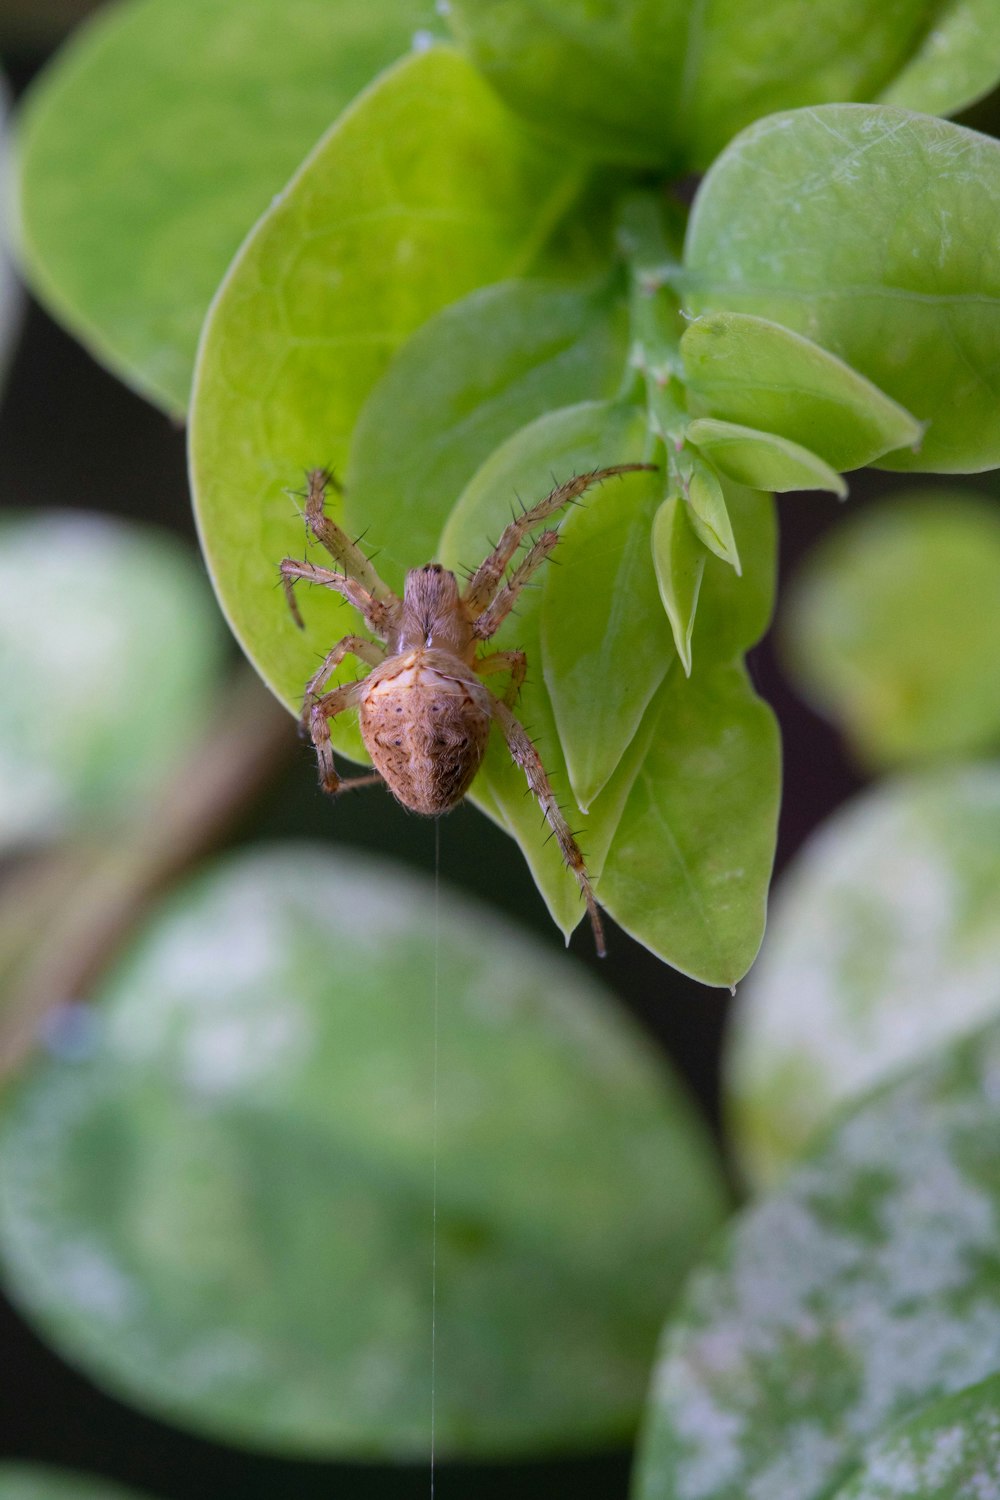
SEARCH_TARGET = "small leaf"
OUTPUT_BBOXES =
[15,0,438,413]
[684,106,1000,473]
[687,457,740,573]
[636,1015,1000,1500]
[726,764,1000,1189]
[651,495,707,675]
[880,0,1000,119]
[681,311,923,471]
[345,276,628,586]
[189,46,586,768]
[831,1374,1000,1500]
[0,512,223,851]
[0,845,728,1457]
[0,1468,151,1500]
[686,418,847,496]
[781,491,1000,767]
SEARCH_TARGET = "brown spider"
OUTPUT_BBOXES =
[280,464,654,955]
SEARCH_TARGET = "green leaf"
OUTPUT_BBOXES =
[650,494,707,675]
[0,1470,149,1500]
[446,0,971,170]
[880,0,1000,119]
[0,512,223,851]
[542,460,670,812]
[635,1014,1000,1500]
[683,105,1000,473]
[345,276,629,587]
[781,491,1000,767]
[189,46,585,768]
[726,765,1000,1190]
[0,844,728,1457]
[440,400,654,936]
[599,480,779,987]
[681,311,923,471]
[15,0,440,414]
[687,458,741,574]
[831,1374,1000,1500]
[686,418,847,496]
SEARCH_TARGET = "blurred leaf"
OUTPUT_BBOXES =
[726,766,1000,1190]
[189,45,585,769]
[446,0,987,169]
[686,419,847,496]
[345,276,629,584]
[880,0,1000,118]
[681,312,923,471]
[684,106,1000,472]
[0,845,728,1457]
[650,494,707,675]
[831,1373,1000,1499]
[0,1469,149,1500]
[0,513,224,852]
[15,0,438,413]
[635,1015,1000,1500]
[781,492,1000,767]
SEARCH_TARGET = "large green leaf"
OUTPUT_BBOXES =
[683,106,1000,472]
[831,1373,1000,1499]
[446,0,993,169]
[345,276,628,585]
[189,45,585,768]
[681,312,923,471]
[635,1015,1000,1500]
[781,492,1000,768]
[0,512,223,852]
[726,766,1000,1189]
[14,0,438,413]
[0,844,727,1457]
[0,1470,148,1500]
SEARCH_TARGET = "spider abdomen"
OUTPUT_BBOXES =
[359,650,492,816]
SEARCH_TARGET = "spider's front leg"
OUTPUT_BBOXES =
[279,558,392,638]
[463,463,656,635]
[300,469,396,605]
[489,696,606,957]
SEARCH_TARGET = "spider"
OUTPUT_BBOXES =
[280,463,654,956]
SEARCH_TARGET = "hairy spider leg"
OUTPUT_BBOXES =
[474,648,528,707]
[303,678,380,796]
[302,634,385,726]
[462,463,656,621]
[302,469,397,604]
[490,697,606,957]
[279,558,392,638]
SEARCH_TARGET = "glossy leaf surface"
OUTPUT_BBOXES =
[345,276,629,584]
[686,418,847,496]
[0,513,223,851]
[782,492,1000,767]
[189,46,584,769]
[681,312,923,471]
[0,845,727,1456]
[15,0,437,412]
[636,1015,1000,1500]
[684,106,1000,472]
[726,766,1000,1189]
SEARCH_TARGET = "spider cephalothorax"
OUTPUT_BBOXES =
[280,464,654,954]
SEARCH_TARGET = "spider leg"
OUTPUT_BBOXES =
[472,531,561,641]
[475,648,527,707]
[302,469,397,604]
[280,558,392,638]
[489,696,606,957]
[301,635,384,731]
[463,464,656,619]
[304,677,375,796]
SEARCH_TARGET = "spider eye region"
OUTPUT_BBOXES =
[359,651,492,816]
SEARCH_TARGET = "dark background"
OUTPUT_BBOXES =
[2,10,990,1497]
